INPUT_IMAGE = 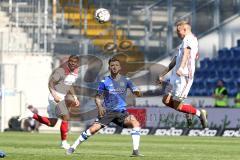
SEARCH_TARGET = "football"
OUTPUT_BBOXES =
[95,8,110,23]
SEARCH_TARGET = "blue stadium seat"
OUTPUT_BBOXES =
[200,58,209,69]
[231,47,240,60]
[217,70,224,78]
[207,70,218,83]
[232,70,240,79]
[212,59,222,70]
[226,82,237,97]
[206,81,215,91]
[235,59,240,68]
[189,82,198,96]
[218,48,231,60]
[219,59,231,71]
[223,71,232,83]
[197,82,208,96]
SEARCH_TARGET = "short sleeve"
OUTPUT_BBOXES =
[183,36,193,49]
[50,68,63,82]
[96,80,105,95]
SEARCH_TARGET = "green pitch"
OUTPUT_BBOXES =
[0,132,240,160]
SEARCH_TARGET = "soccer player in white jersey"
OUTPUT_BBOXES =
[19,55,80,149]
[157,20,208,128]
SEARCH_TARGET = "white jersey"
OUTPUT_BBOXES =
[170,34,198,98]
[173,34,198,77]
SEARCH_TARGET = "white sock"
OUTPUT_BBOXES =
[62,140,68,144]
[131,127,140,150]
[71,129,92,149]
[196,110,201,117]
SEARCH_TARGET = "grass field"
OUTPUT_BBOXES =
[0,132,240,160]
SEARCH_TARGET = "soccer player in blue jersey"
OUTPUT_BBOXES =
[66,57,143,156]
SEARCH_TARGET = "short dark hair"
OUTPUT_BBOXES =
[69,55,80,61]
[108,57,120,65]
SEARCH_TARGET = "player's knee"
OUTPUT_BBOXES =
[61,115,69,121]
[129,115,140,128]
[162,95,170,106]
[48,119,58,127]
[89,123,102,134]
[133,120,140,128]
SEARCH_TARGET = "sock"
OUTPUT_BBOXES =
[60,121,68,141]
[71,129,92,149]
[178,104,197,115]
[33,114,51,126]
[131,127,140,150]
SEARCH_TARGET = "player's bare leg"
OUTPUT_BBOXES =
[162,94,208,128]
[66,123,101,155]
[124,115,144,157]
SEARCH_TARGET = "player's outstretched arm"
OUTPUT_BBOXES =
[157,56,176,84]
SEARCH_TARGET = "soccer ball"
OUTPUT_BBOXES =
[95,8,110,23]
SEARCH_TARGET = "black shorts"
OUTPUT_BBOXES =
[95,110,129,127]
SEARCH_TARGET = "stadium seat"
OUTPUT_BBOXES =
[219,59,231,71]
[232,70,240,78]
[206,81,215,91]
[233,59,240,69]
[226,82,237,97]
[200,58,210,69]
[231,47,240,60]
[197,82,208,96]
[217,48,230,60]
[223,71,232,83]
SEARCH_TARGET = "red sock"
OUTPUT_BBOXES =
[33,114,51,126]
[178,104,197,115]
[60,121,68,141]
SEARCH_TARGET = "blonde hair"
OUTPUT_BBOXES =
[175,20,191,29]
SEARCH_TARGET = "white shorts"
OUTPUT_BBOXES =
[169,75,193,99]
[47,98,69,118]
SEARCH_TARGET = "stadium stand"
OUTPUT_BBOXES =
[190,45,240,97]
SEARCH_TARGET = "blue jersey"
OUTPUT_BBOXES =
[97,75,139,112]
